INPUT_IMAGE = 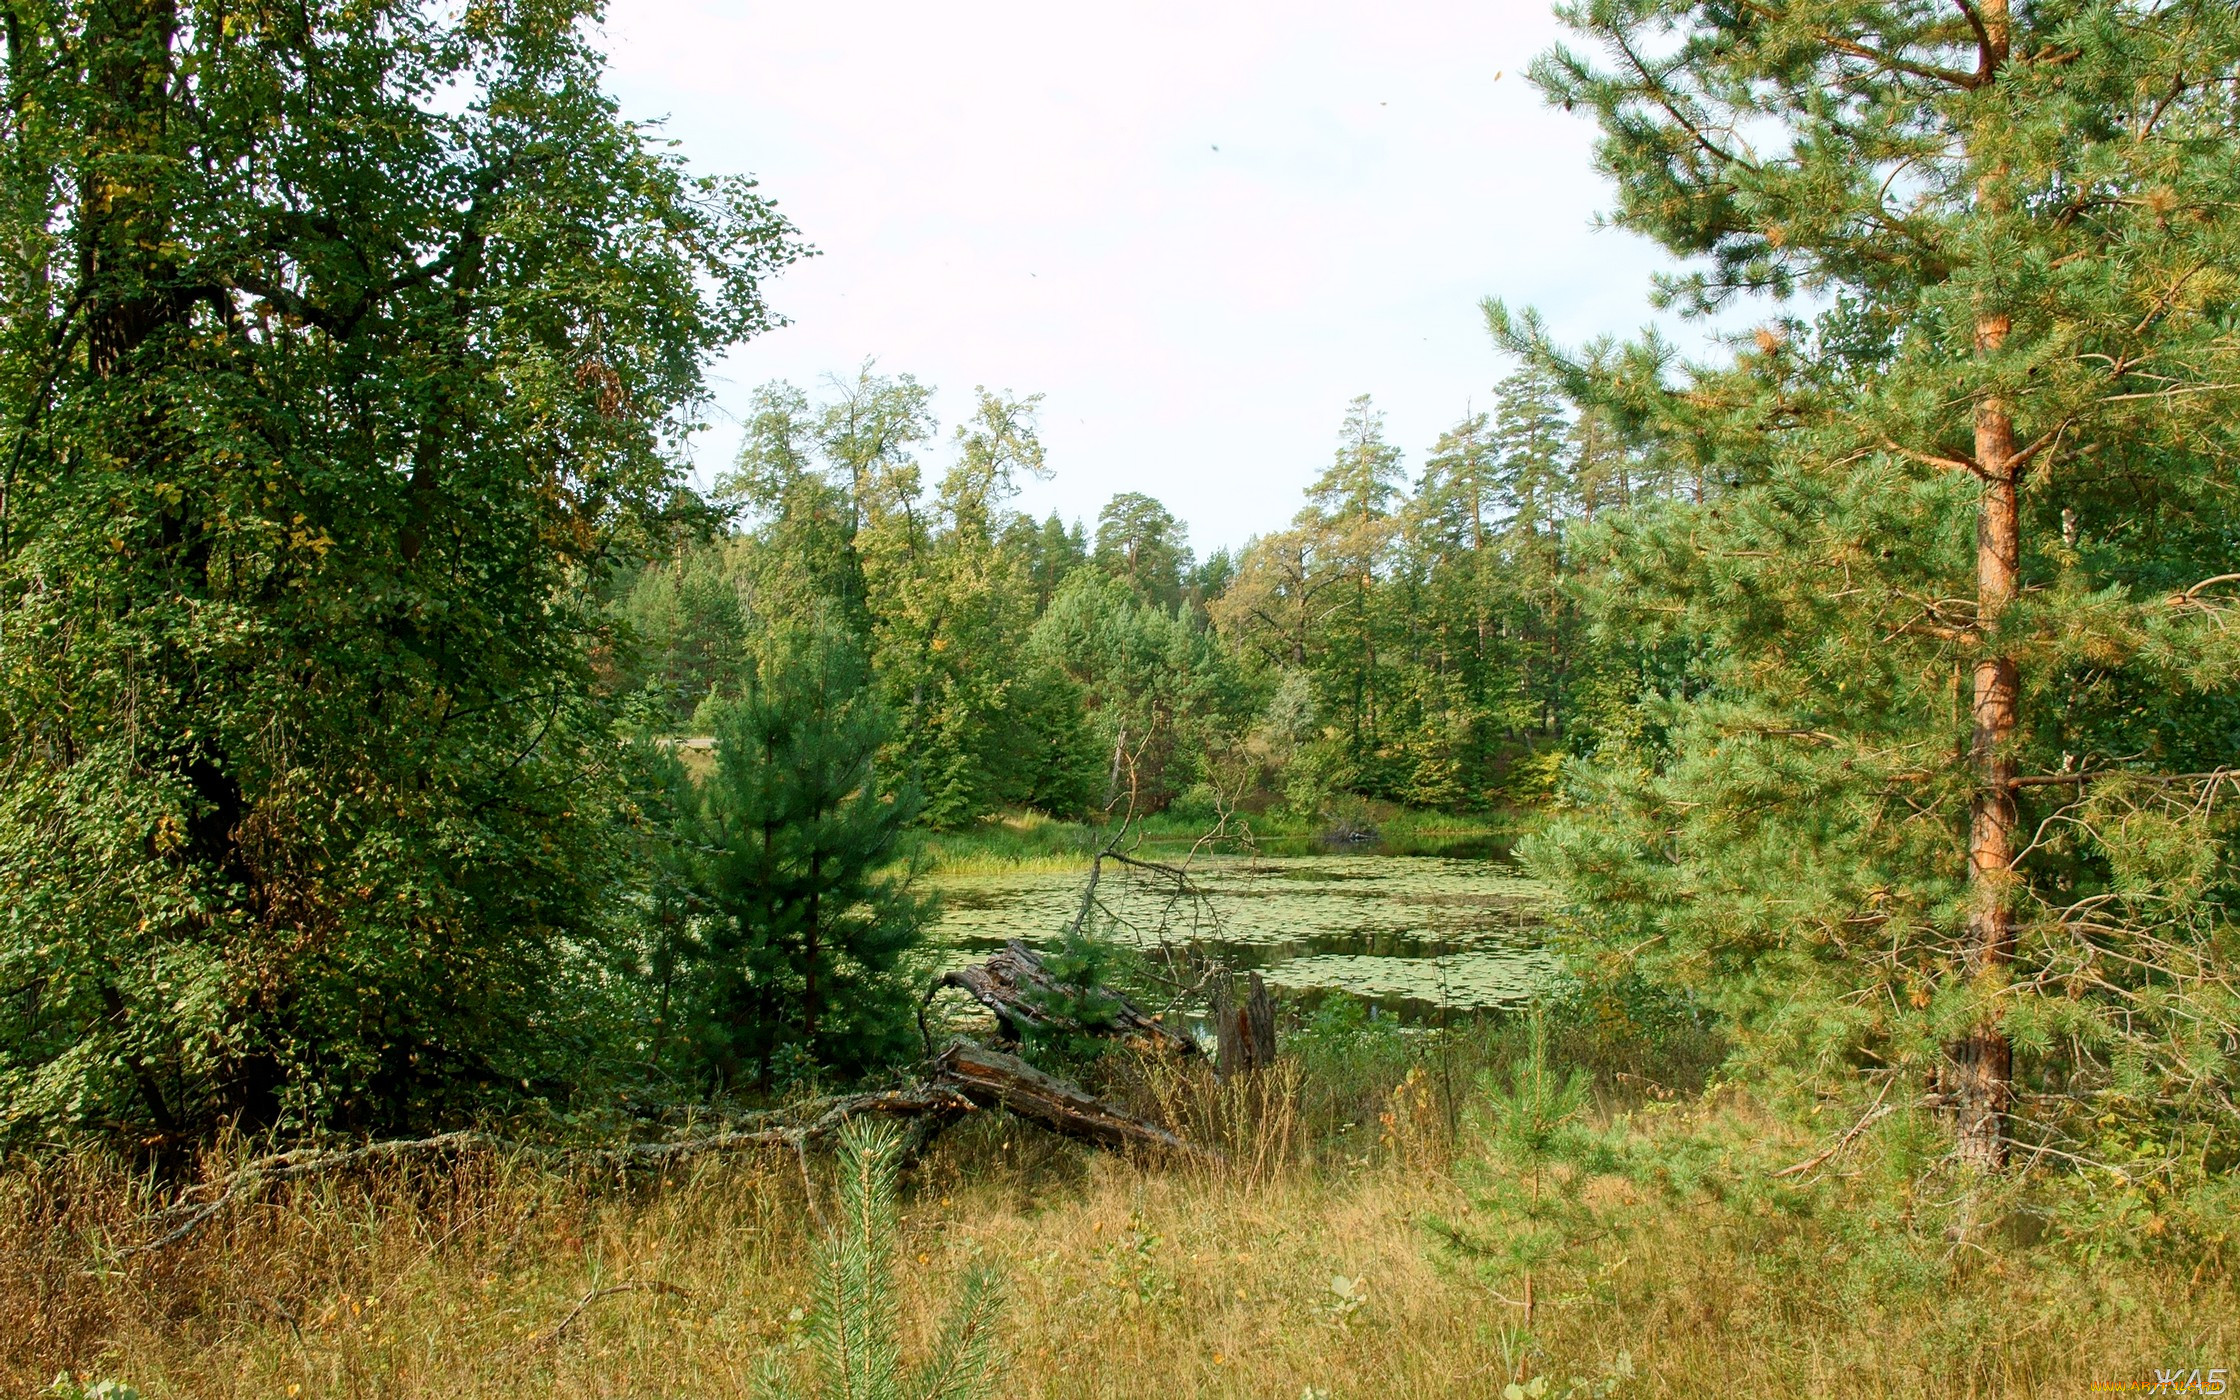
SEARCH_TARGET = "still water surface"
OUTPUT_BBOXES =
[929,854,1559,1014]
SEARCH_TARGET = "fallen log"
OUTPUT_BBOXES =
[111,1086,979,1257]
[932,1040,1213,1160]
[933,939,1199,1059]
[110,1040,1212,1256]
[580,1083,976,1167]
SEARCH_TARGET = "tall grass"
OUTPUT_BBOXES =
[17,1133,2228,1396]
[8,1003,2231,1397]
[10,1029,2232,1397]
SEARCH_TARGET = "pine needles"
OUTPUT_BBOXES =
[1435,1014,1606,1386]
[763,1119,1003,1400]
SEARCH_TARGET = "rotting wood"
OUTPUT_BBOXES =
[113,1041,1214,1255]
[931,1040,1214,1160]
[1212,971,1277,1081]
[930,939,1199,1060]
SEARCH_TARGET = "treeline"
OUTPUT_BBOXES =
[592,365,1692,1097]
[612,366,1692,827]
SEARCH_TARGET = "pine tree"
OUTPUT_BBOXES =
[1093,492,1194,612]
[1438,1016,1596,1337]
[1305,394,1408,528]
[1017,512,1087,613]
[1512,0,2240,1169]
[1489,364,1571,538]
[1419,412,1499,554]
[689,622,929,1085]
[762,1118,1003,1400]
[1489,366,1580,741]
[1397,419,1508,808]
[1300,396,1408,774]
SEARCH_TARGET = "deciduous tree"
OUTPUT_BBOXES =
[0,0,796,1140]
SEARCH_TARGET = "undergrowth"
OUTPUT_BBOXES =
[10,1018,2231,1398]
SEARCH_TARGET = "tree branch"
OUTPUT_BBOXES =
[1882,438,1981,476]
[531,1281,694,1347]
[1951,0,1997,84]
[1611,30,1760,172]
[1773,1080,1896,1178]
[2174,573,2240,603]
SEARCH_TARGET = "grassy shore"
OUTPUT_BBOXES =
[14,1016,2232,1399]
[919,802,1514,877]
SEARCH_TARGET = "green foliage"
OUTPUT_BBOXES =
[1030,570,1247,813]
[761,1118,1003,1400]
[1204,374,1686,820]
[615,539,756,725]
[623,351,1673,837]
[1093,492,1193,612]
[1506,0,2240,1168]
[1288,995,1414,1088]
[0,0,797,1143]
[683,621,930,1086]
[1437,1016,1604,1317]
[995,666,1110,820]
[1014,921,1136,1071]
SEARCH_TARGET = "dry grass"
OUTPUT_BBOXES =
[7,1074,2232,1399]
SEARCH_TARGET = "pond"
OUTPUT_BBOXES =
[928,853,1561,1017]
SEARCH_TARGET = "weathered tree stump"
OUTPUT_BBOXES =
[1213,971,1277,1080]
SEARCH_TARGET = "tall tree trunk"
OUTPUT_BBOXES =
[1955,307,2018,1172]
[83,0,183,374]
[1951,0,2017,1173]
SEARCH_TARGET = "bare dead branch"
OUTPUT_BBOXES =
[1882,438,1981,475]
[1773,1080,1897,1179]
[532,1281,694,1348]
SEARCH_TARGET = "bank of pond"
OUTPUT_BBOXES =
[928,849,1559,1025]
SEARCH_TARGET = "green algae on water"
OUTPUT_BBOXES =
[928,854,1560,1012]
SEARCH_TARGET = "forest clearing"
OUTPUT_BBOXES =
[13,1026,2233,1397]
[6,0,2238,1394]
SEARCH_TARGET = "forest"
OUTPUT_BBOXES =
[3,0,2238,1394]
[617,364,1655,827]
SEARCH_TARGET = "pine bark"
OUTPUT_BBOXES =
[1955,308,2019,1172]
[1950,0,2018,1173]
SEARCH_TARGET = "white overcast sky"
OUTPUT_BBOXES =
[598,0,1686,552]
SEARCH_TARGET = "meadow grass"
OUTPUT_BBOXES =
[12,1024,2230,1399]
